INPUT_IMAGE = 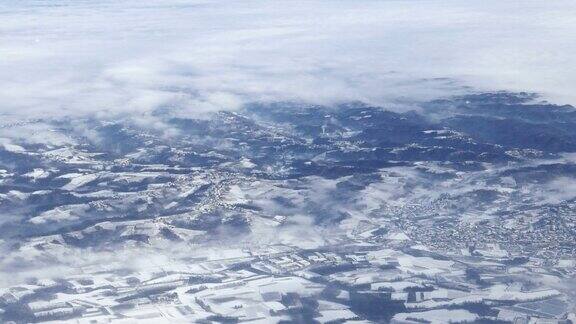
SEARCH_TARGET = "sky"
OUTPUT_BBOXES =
[1,0,576,120]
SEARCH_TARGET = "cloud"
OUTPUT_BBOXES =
[1,0,575,122]
[537,176,576,204]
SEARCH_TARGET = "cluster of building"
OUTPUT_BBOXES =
[1,238,574,323]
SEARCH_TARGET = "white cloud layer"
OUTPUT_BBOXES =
[1,0,576,120]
